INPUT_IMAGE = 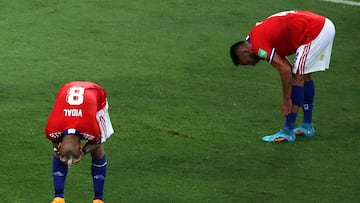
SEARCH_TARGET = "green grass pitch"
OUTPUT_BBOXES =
[0,0,359,202]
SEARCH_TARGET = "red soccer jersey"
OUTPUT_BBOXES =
[45,81,107,144]
[248,10,326,63]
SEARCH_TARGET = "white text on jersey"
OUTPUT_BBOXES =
[64,109,83,117]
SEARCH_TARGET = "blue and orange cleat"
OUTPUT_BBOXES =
[294,123,315,137]
[262,129,296,143]
[51,197,65,203]
[93,200,104,203]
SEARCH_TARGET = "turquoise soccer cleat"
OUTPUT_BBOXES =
[294,123,315,137]
[262,129,296,143]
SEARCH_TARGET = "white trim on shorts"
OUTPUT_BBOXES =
[293,18,336,75]
[96,99,114,143]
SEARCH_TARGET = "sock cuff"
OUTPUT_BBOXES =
[52,156,67,169]
[304,80,314,87]
[92,156,107,167]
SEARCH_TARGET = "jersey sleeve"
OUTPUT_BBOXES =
[249,33,276,63]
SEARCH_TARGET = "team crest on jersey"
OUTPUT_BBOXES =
[258,49,268,59]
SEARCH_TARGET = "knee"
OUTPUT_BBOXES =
[91,144,105,159]
[292,74,305,86]
[303,74,312,82]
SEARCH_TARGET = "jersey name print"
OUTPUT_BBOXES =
[64,108,83,117]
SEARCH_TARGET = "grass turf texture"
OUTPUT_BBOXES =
[0,0,359,202]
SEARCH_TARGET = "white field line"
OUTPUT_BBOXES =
[320,0,360,6]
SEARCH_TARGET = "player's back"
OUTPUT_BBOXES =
[250,10,325,57]
[46,81,106,141]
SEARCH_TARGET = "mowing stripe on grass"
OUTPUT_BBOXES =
[320,0,360,6]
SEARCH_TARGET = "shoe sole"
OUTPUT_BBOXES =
[295,130,304,136]
[273,137,286,142]
[273,135,295,142]
[295,129,314,137]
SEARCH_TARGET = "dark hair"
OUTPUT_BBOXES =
[230,41,246,66]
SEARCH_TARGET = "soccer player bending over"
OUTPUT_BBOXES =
[230,10,335,142]
[46,81,114,203]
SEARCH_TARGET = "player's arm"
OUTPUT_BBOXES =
[270,53,293,116]
[52,141,61,153]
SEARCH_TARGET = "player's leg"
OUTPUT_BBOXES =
[286,73,304,130]
[52,154,68,202]
[263,41,313,143]
[262,74,304,143]
[294,74,315,136]
[91,144,107,202]
[303,75,314,124]
[291,21,335,137]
